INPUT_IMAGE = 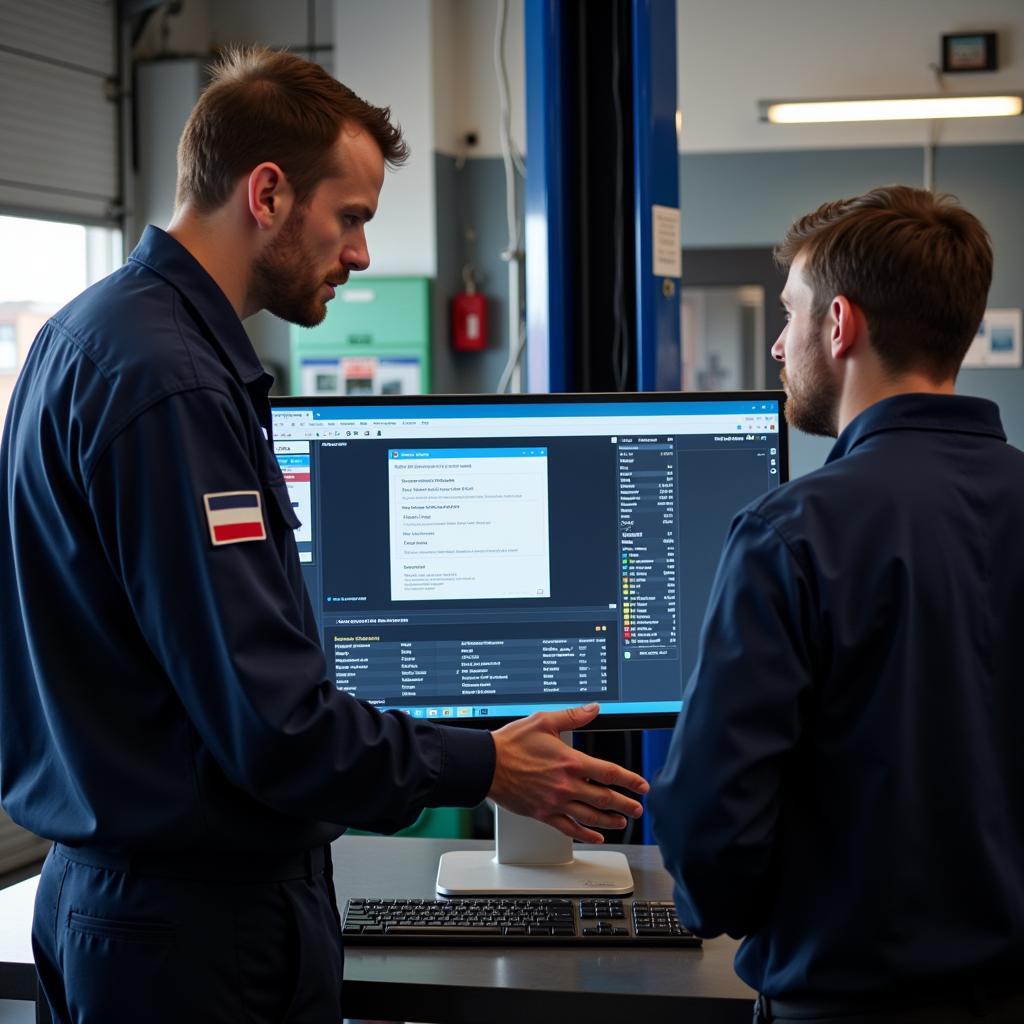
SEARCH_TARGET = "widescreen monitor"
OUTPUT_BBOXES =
[270,391,788,892]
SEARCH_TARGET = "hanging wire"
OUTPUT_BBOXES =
[495,0,520,255]
[494,0,526,392]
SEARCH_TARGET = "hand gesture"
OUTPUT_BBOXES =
[488,703,649,843]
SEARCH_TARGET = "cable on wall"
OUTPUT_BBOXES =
[494,0,527,394]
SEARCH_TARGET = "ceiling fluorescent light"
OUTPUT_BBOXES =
[759,95,1024,124]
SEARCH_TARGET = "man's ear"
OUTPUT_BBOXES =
[829,295,862,360]
[246,162,292,230]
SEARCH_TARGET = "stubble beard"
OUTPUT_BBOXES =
[780,325,840,438]
[251,207,334,328]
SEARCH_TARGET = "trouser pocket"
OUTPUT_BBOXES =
[67,909,175,943]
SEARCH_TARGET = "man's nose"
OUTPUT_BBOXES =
[343,232,370,272]
[344,246,369,272]
[770,335,785,362]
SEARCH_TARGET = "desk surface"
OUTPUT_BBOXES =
[0,836,756,1023]
[0,874,38,1002]
[333,835,755,1024]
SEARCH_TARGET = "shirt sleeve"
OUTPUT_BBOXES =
[86,385,495,832]
[648,509,817,938]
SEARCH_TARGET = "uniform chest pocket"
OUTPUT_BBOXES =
[263,478,301,531]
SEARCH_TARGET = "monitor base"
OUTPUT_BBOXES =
[435,849,634,896]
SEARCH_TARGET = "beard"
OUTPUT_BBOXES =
[250,207,346,327]
[780,323,840,438]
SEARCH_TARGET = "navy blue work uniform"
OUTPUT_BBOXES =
[0,226,495,1022]
[649,395,1024,1021]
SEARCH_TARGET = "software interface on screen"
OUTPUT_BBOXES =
[270,394,786,725]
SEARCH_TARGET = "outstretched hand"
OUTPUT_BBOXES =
[487,703,649,844]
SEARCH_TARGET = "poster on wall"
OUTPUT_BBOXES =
[962,308,1023,368]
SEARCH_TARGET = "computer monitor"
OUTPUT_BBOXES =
[270,390,788,894]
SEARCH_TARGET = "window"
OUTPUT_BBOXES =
[0,324,16,373]
[681,285,767,391]
[0,214,122,429]
[677,248,787,394]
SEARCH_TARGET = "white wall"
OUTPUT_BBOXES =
[447,0,526,159]
[678,0,1024,152]
[132,0,335,376]
[435,0,1024,158]
[208,0,334,51]
[128,0,1024,395]
[431,0,462,155]
[334,0,437,276]
[133,59,205,247]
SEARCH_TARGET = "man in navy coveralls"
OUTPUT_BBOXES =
[650,186,1024,1022]
[0,47,648,1023]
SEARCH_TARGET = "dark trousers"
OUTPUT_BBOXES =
[33,843,344,1024]
[754,989,1024,1023]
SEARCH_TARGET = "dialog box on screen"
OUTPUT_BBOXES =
[387,447,551,601]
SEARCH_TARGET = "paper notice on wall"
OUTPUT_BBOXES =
[963,308,1023,368]
[652,205,682,278]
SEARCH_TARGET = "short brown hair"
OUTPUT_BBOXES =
[775,185,992,380]
[175,46,408,213]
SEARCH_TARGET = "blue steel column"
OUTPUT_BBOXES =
[524,0,571,393]
[634,0,681,840]
[632,0,681,393]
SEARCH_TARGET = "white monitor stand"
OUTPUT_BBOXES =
[435,732,634,896]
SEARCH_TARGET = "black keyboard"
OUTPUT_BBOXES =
[342,896,701,947]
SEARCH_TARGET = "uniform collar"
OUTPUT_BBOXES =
[826,392,1006,464]
[128,225,268,386]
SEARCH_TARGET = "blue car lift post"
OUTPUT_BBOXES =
[525,0,681,841]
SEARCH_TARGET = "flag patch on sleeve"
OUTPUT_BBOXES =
[203,491,266,546]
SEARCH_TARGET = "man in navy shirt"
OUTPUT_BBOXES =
[0,47,647,1023]
[650,186,1024,1022]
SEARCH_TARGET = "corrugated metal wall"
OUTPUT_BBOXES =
[0,0,119,223]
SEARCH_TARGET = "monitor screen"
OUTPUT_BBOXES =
[270,391,788,733]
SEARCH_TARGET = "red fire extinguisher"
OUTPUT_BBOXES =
[451,269,487,352]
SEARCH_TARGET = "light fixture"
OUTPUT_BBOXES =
[759,94,1024,125]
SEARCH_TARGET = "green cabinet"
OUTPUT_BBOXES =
[349,806,472,840]
[288,276,431,395]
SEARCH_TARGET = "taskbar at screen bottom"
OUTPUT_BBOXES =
[378,700,682,720]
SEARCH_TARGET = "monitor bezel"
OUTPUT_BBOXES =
[271,389,789,732]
